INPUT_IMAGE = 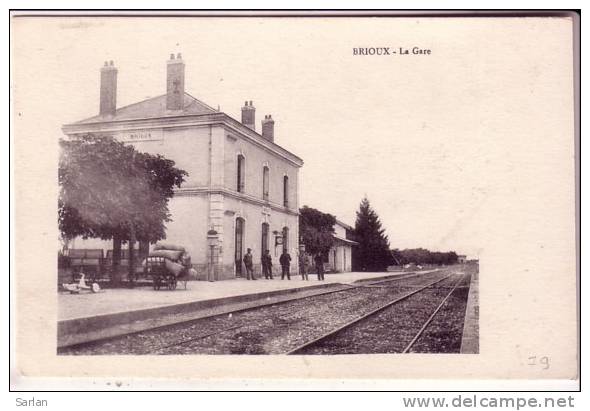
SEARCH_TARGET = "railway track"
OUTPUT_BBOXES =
[146,271,453,354]
[59,269,461,355]
[289,273,469,355]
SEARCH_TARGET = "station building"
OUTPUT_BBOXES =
[62,54,304,280]
[325,220,357,273]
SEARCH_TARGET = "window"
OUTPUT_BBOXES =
[237,154,245,193]
[262,166,269,201]
[282,226,289,254]
[261,223,269,258]
[283,175,289,207]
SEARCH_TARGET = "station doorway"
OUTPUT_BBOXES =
[235,217,244,276]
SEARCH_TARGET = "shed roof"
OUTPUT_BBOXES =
[333,235,358,245]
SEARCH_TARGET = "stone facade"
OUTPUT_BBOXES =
[62,55,303,280]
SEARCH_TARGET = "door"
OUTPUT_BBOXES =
[282,226,289,254]
[344,248,347,272]
[261,223,269,258]
[235,218,244,276]
[333,249,337,271]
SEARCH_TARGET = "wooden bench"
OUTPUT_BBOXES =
[67,249,105,282]
[105,249,146,281]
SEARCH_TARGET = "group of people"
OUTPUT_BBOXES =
[241,248,326,281]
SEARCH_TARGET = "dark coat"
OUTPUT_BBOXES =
[243,253,253,268]
[262,253,272,268]
[279,253,291,267]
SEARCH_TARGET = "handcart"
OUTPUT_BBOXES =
[144,246,191,290]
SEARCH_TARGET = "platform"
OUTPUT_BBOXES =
[58,270,430,348]
[460,267,479,354]
[58,270,418,321]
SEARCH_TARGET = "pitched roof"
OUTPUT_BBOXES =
[75,92,217,124]
[333,235,358,245]
[67,91,304,166]
[335,219,354,231]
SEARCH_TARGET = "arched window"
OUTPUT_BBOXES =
[283,175,289,207]
[282,226,289,254]
[237,154,245,193]
[262,166,269,201]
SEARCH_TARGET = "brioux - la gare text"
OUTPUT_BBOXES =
[353,47,432,55]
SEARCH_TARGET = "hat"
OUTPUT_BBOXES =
[247,248,251,252]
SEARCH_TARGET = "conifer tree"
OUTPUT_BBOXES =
[353,197,392,271]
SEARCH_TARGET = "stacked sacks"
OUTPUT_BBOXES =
[154,243,185,252]
[147,243,192,278]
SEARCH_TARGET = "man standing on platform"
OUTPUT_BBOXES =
[280,250,291,280]
[243,248,255,280]
[314,253,325,281]
[262,249,273,279]
[299,252,309,281]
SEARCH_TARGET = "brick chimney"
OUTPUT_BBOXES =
[99,60,117,116]
[261,115,275,142]
[241,100,255,130]
[166,53,185,110]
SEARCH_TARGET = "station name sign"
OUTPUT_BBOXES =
[116,129,163,142]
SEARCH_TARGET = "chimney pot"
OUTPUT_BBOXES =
[166,53,185,110]
[241,100,255,130]
[262,114,275,142]
[99,61,117,116]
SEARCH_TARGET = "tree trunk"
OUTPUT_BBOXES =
[111,234,122,286]
[139,239,149,260]
[128,225,136,287]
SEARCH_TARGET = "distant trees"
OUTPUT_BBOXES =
[59,134,187,283]
[352,197,393,272]
[391,248,459,266]
[299,206,336,256]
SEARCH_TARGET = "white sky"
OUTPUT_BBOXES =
[12,16,575,258]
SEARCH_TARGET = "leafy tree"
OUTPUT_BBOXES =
[353,197,392,272]
[299,206,336,257]
[59,134,187,284]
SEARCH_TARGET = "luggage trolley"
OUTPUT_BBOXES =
[145,256,178,290]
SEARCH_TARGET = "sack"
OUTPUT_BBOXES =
[149,249,184,261]
[165,259,185,276]
[154,243,186,252]
[181,253,192,267]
